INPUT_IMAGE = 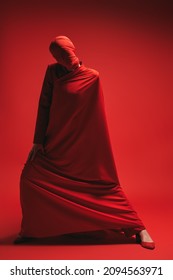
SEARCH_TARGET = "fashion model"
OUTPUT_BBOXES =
[15,36,155,250]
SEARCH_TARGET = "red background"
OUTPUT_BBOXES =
[0,0,173,259]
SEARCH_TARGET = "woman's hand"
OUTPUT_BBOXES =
[27,143,45,162]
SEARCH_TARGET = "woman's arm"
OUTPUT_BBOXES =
[33,65,53,144]
[27,65,53,161]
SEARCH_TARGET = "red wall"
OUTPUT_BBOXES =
[1,0,173,222]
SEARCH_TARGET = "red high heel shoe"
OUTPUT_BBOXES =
[136,233,155,250]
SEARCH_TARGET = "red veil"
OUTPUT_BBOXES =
[19,36,145,238]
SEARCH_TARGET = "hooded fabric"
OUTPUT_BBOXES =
[49,36,80,70]
[19,37,145,238]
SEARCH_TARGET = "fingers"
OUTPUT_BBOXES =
[27,145,45,162]
[27,149,33,162]
[30,149,37,161]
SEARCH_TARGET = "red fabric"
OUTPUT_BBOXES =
[49,36,80,70]
[20,60,145,238]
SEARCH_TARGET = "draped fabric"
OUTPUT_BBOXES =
[49,35,80,70]
[19,37,145,238]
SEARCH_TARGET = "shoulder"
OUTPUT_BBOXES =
[48,62,64,73]
[48,62,61,70]
[86,67,99,77]
[47,63,69,79]
[83,66,100,81]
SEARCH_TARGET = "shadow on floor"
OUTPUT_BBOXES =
[0,230,136,246]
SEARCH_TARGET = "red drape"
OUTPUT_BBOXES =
[19,63,145,238]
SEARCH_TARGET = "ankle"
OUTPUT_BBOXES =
[139,229,154,242]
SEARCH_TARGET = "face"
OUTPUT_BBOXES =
[49,40,78,70]
[50,45,61,61]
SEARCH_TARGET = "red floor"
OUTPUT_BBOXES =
[0,164,172,260]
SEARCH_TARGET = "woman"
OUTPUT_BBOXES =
[15,36,155,249]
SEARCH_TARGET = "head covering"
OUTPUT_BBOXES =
[49,36,80,70]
